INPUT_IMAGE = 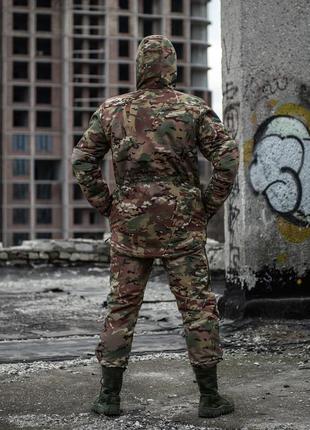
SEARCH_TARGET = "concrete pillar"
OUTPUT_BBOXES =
[221,0,310,318]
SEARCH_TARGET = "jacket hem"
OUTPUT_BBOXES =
[110,240,206,259]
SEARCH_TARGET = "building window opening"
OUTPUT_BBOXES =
[118,64,130,81]
[118,16,129,33]
[173,42,184,59]
[143,0,153,14]
[13,61,28,79]
[73,38,83,57]
[36,208,52,224]
[12,134,30,151]
[194,90,204,99]
[36,14,52,32]
[13,0,28,5]
[143,19,154,37]
[73,134,82,147]
[171,19,184,36]
[73,14,83,34]
[119,0,129,9]
[89,0,99,8]
[13,110,28,127]
[176,65,184,83]
[74,112,83,127]
[36,232,52,238]
[73,63,83,83]
[36,0,52,7]
[118,87,130,95]
[36,38,52,56]
[36,62,52,80]
[13,37,28,55]
[35,135,53,152]
[35,159,60,180]
[74,87,83,107]
[89,64,101,83]
[88,40,100,59]
[36,87,51,104]
[36,183,52,199]
[89,88,101,107]
[13,232,29,245]
[89,210,100,224]
[89,15,99,35]
[13,13,28,31]
[73,208,83,224]
[13,183,29,200]
[36,111,52,128]
[13,159,30,176]
[171,0,183,12]
[13,208,29,224]
[118,40,129,57]
[89,211,95,224]
[74,15,83,26]
[13,86,29,103]
[73,183,83,200]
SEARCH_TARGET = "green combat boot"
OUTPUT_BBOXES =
[92,366,125,416]
[192,365,234,418]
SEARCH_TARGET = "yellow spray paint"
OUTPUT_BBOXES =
[247,102,310,243]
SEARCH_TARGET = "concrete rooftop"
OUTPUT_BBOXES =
[0,266,309,430]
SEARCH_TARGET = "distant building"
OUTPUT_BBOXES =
[0,0,212,246]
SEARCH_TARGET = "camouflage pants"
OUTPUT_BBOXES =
[95,245,223,368]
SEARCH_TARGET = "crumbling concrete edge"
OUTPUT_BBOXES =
[219,290,310,320]
[0,238,225,273]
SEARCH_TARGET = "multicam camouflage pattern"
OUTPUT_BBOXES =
[71,111,112,217]
[136,34,177,90]
[71,34,239,258]
[96,246,223,368]
[72,35,237,368]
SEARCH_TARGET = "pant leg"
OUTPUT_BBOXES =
[96,247,154,368]
[162,246,223,368]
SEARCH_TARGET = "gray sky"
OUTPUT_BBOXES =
[208,0,223,118]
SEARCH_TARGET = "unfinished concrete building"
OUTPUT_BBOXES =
[0,0,212,246]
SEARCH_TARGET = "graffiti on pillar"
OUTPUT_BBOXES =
[223,82,240,139]
[249,104,310,231]
[299,84,310,106]
[223,36,234,75]
[227,177,241,271]
[244,74,288,110]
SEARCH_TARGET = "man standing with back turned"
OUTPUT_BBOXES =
[71,35,239,419]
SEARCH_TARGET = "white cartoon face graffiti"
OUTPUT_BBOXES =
[249,116,310,227]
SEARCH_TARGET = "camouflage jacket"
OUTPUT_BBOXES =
[71,35,239,258]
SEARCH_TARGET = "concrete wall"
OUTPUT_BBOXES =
[221,0,310,317]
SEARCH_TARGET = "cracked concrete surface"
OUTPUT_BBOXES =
[1,351,310,430]
[0,266,223,362]
[0,266,309,429]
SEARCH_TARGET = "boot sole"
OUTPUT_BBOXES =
[91,404,121,416]
[199,404,235,418]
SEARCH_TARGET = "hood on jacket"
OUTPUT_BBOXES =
[136,34,177,90]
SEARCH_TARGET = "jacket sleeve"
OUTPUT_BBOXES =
[71,108,112,217]
[196,108,239,221]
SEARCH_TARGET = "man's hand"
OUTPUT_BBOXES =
[197,108,239,220]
